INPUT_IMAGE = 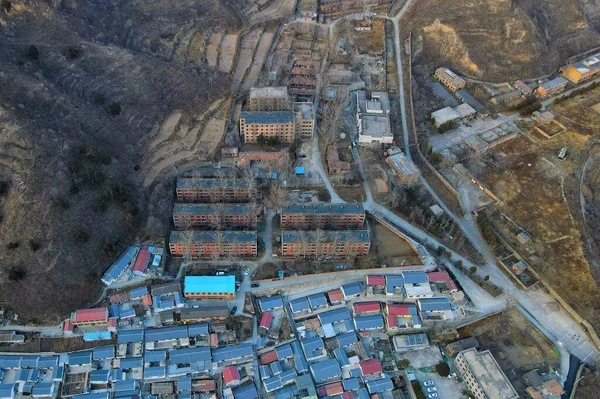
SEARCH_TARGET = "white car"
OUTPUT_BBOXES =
[427,394,438,399]
[448,372,457,378]
[423,381,435,387]
[244,268,250,276]
[427,387,438,392]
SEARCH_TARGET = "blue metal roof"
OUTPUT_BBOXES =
[178,393,191,399]
[336,331,358,347]
[92,345,115,360]
[89,369,110,383]
[102,246,139,285]
[0,355,21,369]
[119,357,143,370]
[307,293,327,309]
[83,331,112,341]
[233,383,259,399]
[68,351,92,366]
[301,336,324,353]
[310,359,341,383]
[129,286,149,299]
[143,366,166,379]
[144,350,166,363]
[37,356,59,369]
[270,361,283,375]
[318,307,350,325]
[169,347,211,366]
[402,270,428,284]
[115,379,137,392]
[333,347,350,367]
[113,389,140,398]
[20,355,39,368]
[184,276,235,294]
[178,376,192,392]
[188,323,209,336]
[258,295,283,311]
[212,342,253,363]
[145,325,187,342]
[32,382,54,397]
[51,366,63,381]
[0,385,16,399]
[119,306,136,319]
[290,340,308,374]
[341,281,363,297]
[289,297,310,313]
[418,297,452,311]
[117,329,144,343]
[357,388,370,399]
[343,377,360,391]
[259,365,271,380]
[366,376,394,393]
[240,111,294,125]
[73,393,110,399]
[275,344,293,360]
[354,315,384,330]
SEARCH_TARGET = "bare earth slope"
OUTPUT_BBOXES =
[0,0,237,322]
[408,0,600,81]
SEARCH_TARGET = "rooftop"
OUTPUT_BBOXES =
[431,107,460,126]
[282,203,364,216]
[458,348,518,399]
[249,86,289,99]
[294,102,313,119]
[173,203,254,216]
[385,147,419,176]
[240,111,294,125]
[360,115,392,139]
[176,178,250,190]
[539,76,568,90]
[282,230,370,243]
[170,231,257,244]
[184,276,235,294]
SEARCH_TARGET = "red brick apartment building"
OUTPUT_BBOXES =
[176,178,256,203]
[288,78,317,96]
[172,203,257,230]
[281,203,365,230]
[169,231,257,259]
[281,230,370,258]
[239,112,295,143]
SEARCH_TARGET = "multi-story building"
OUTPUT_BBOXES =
[183,276,235,300]
[298,0,318,20]
[281,230,370,258]
[288,78,317,96]
[280,203,365,230]
[535,77,568,98]
[356,90,393,144]
[248,87,290,112]
[291,60,319,79]
[454,348,518,399]
[434,68,466,92]
[294,102,315,141]
[176,178,256,203]
[561,53,600,84]
[169,231,257,258]
[172,203,257,230]
[240,112,295,143]
[384,146,420,183]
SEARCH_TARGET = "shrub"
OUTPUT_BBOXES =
[8,268,26,281]
[67,47,81,59]
[74,230,89,243]
[92,92,106,105]
[28,239,40,252]
[397,359,410,369]
[484,274,490,281]
[6,241,19,250]
[108,102,121,115]
[27,45,39,60]
[455,259,463,267]
[257,134,266,145]
[1,0,12,13]
[0,181,9,196]
[435,362,450,377]
[469,266,477,274]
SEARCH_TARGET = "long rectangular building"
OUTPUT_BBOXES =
[455,348,518,399]
[169,231,257,258]
[172,203,257,230]
[240,111,295,144]
[184,276,235,300]
[562,53,600,84]
[280,203,365,230]
[176,178,255,203]
[281,230,370,258]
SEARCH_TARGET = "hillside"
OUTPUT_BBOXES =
[0,0,238,322]
[406,0,600,81]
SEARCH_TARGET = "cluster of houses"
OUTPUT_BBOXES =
[168,176,259,259]
[279,203,371,259]
[101,246,164,287]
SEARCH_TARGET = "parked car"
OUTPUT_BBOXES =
[448,372,457,378]
[427,387,438,393]
[251,283,260,288]
[423,381,435,387]
[230,306,237,315]
[427,394,438,399]
[244,268,250,276]
[235,283,241,291]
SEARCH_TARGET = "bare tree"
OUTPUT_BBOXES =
[182,229,196,262]
[264,182,289,214]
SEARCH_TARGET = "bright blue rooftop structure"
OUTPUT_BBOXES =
[295,166,305,175]
[184,276,235,295]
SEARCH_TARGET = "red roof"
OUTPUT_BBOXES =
[359,358,383,376]
[107,318,118,327]
[260,350,278,365]
[353,301,381,314]
[317,382,343,397]
[63,320,74,332]
[210,333,218,348]
[133,247,150,274]
[447,280,458,291]
[74,308,108,323]
[387,303,410,316]
[259,311,273,330]
[367,275,386,286]
[386,314,399,328]
[427,271,450,282]
[194,380,216,391]
[222,366,240,384]
[341,393,353,399]
[142,294,153,307]
[328,289,344,303]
